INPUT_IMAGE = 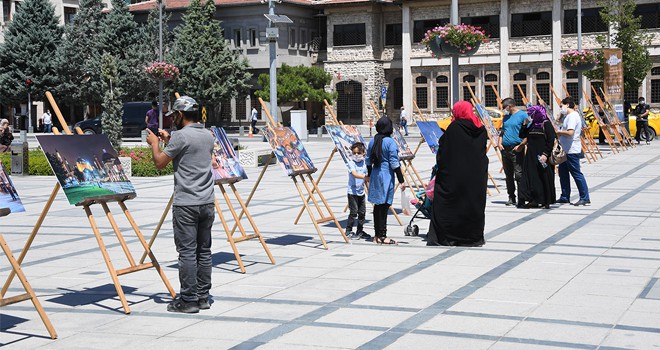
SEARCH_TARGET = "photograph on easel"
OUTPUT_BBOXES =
[392,125,414,160]
[263,127,316,176]
[36,135,136,205]
[475,104,499,144]
[417,121,445,154]
[0,162,25,213]
[325,124,366,165]
[210,127,247,183]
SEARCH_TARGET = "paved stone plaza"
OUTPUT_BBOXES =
[1,134,660,349]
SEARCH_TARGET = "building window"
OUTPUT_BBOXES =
[393,77,403,109]
[591,82,604,105]
[385,23,402,46]
[635,4,660,29]
[566,83,579,102]
[300,29,307,49]
[564,8,608,34]
[461,15,500,38]
[248,28,257,47]
[513,72,527,81]
[566,71,578,79]
[511,11,552,37]
[484,74,498,107]
[536,72,551,105]
[463,75,476,102]
[651,67,660,103]
[436,75,449,84]
[436,75,449,109]
[289,28,297,48]
[624,87,639,104]
[3,0,11,22]
[233,29,242,48]
[63,7,76,25]
[416,76,428,109]
[333,23,366,46]
[513,73,527,105]
[413,18,449,43]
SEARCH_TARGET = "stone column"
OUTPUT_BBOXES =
[551,0,563,113]
[499,0,510,98]
[402,4,413,117]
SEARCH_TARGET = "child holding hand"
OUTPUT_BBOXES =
[346,142,371,240]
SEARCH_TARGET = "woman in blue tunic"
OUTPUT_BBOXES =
[367,117,405,245]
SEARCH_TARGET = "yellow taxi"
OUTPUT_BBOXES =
[584,107,659,141]
[436,106,503,131]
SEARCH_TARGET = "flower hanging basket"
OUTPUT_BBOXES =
[422,24,488,58]
[561,50,598,72]
[145,62,180,81]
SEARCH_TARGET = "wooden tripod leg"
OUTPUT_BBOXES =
[293,176,328,249]
[219,183,248,238]
[230,152,274,236]
[298,174,330,226]
[140,194,173,264]
[83,205,130,314]
[101,202,136,267]
[294,149,337,225]
[487,172,500,193]
[306,174,349,242]
[118,202,176,298]
[407,161,426,189]
[0,235,58,339]
[580,137,593,164]
[214,197,246,273]
[230,183,275,265]
[2,183,60,297]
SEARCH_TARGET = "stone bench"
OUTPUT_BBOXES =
[239,147,276,168]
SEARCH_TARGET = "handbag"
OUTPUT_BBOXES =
[549,140,566,166]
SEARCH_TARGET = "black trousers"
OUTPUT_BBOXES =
[373,203,389,238]
[346,194,366,232]
[636,120,650,141]
[501,146,523,201]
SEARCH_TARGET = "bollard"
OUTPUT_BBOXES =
[141,129,147,143]
[317,127,323,138]
[10,138,29,175]
[239,126,245,136]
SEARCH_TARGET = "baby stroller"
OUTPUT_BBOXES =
[404,166,437,236]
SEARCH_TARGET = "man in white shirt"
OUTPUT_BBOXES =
[42,109,52,133]
[250,107,259,134]
[556,97,590,206]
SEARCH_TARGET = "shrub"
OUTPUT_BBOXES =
[1,150,54,176]
[119,147,174,177]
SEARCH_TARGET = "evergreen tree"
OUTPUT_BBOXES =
[100,54,123,150]
[0,0,63,104]
[169,0,251,109]
[57,0,105,106]
[256,64,336,106]
[145,2,173,62]
[585,0,653,94]
[99,0,151,101]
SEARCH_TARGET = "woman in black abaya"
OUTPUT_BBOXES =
[427,101,488,247]
[518,105,556,209]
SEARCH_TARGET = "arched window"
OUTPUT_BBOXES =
[393,77,403,109]
[652,66,660,103]
[535,71,551,104]
[566,71,578,79]
[463,75,476,101]
[415,75,428,108]
[485,74,498,82]
[484,74,499,107]
[463,74,476,83]
[336,80,363,124]
[435,75,449,109]
[536,72,550,80]
[513,72,527,81]
[651,67,660,75]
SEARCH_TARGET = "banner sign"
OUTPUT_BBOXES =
[603,48,624,120]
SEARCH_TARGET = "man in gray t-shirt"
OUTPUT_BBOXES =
[147,96,215,314]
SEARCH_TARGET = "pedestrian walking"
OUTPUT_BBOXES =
[556,97,590,206]
[498,97,527,208]
[145,101,159,135]
[399,106,409,136]
[518,105,556,209]
[147,96,215,313]
[43,109,53,133]
[251,107,259,134]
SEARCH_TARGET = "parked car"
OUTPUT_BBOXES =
[436,106,503,131]
[584,106,658,141]
[74,102,171,137]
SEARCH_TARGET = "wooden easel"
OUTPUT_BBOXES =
[594,86,634,148]
[302,100,402,226]
[464,83,502,195]
[597,87,635,147]
[582,87,621,153]
[252,98,348,249]
[549,85,602,162]
[369,101,426,193]
[1,210,57,339]
[1,92,175,314]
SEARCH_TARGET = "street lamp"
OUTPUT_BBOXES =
[158,0,164,129]
[263,0,292,124]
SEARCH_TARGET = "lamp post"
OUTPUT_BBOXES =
[264,0,292,124]
[158,0,164,129]
[577,0,583,109]
[450,0,459,105]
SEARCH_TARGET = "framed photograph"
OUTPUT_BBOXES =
[263,127,317,176]
[392,125,414,160]
[211,127,247,184]
[0,162,25,214]
[325,124,366,166]
[475,104,499,145]
[417,121,445,154]
[36,135,136,206]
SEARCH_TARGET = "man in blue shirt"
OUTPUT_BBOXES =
[499,97,528,207]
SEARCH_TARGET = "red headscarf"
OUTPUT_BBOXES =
[451,101,483,128]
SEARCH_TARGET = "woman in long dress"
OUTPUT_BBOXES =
[518,105,556,209]
[427,101,488,247]
[367,117,405,245]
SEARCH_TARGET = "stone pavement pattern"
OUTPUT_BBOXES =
[1,135,660,350]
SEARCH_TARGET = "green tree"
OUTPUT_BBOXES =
[57,0,105,107]
[168,0,251,109]
[145,2,173,63]
[0,0,63,104]
[99,0,151,101]
[100,54,123,150]
[585,0,653,94]
[255,64,336,106]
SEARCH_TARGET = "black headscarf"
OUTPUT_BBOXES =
[371,117,393,166]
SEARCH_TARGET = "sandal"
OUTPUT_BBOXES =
[375,236,397,245]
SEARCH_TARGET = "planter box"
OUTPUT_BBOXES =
[238,148,276,168]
